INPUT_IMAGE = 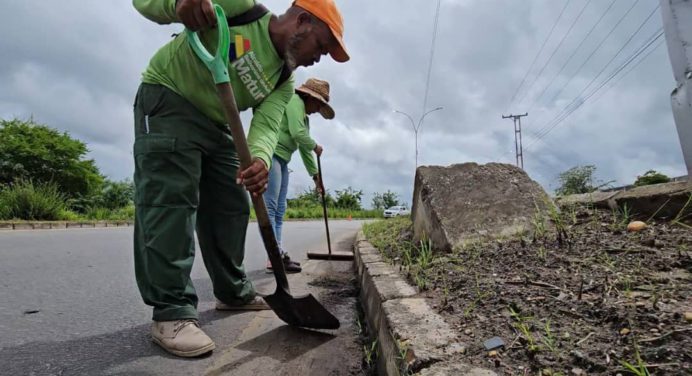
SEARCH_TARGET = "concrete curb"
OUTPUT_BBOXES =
[354,231,497,376]
[556,181,692,220]
[0,221,133,230]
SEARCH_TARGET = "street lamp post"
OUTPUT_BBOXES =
[394,107,443,168]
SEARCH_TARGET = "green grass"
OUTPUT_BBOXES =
[509,305,541,354]
[83,205,135,220]
[364,339,378,368]
[363,217,442,290]
[362,216,414,260]
[0,180,67,220]
[250,206,383,220]
[620,354,650,376]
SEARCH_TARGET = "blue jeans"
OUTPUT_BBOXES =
[263,156,290,252]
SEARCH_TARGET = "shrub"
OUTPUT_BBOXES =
[0,180,67,220]
[634,170,670,186]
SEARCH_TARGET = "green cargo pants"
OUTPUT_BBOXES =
[133,83,255,321]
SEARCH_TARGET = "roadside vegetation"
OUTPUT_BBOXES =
[0,118,386,222]
[362,199,691,374]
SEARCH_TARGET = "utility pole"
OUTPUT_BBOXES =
[660,0,692,180]
[502,113,528,169]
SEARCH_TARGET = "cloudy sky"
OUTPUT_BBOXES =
[0,0,686,208]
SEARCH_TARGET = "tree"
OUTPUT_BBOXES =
[372,190,401,210]
[0,118,103,198]
[634,170,670,186]
[287,188,335,208]
[555,165,598,196]
[97,179,134,209]
[335,186,363,210]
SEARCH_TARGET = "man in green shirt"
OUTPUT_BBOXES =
[132,0,348,357]
[264,78,335,274]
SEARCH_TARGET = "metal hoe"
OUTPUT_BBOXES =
[186,5,339,330]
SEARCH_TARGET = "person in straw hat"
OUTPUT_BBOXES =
[264,78,335,273]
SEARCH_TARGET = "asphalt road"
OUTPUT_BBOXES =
[0,220,365,375]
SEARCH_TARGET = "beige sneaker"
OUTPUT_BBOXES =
[215,297,270,311]
[151,319,215,357]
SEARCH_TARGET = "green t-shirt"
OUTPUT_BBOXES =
[133,0,294,168]
[274,94,318,177]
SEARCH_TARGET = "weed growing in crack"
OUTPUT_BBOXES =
[355,317,363,336]
[363,339,378,368]
[396,340,412,375]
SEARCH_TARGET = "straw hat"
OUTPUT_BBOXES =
[295,78,335,119]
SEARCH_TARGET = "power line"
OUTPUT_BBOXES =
[527,29,664,150]
[524,37,664,185]
[590,38,664,104]
[516,0,594,107]
[529,3,660,143]
[577,31,664,108]
[502,26,661,163]
[527,0,619,114]
[544,0,642,108]
[506,0,571,110]
[524,28,664,151]
[421,0,441,117]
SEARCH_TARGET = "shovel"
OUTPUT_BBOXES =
[186,4,339,330]
[307,155,353,261]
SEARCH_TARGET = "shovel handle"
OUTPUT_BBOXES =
[317,155,332,256]
[184,5,231,84]
[187,5,290,292]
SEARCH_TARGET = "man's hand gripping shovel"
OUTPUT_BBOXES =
[186,5,339,330]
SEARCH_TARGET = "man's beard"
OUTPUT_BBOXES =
[284,32,308,70]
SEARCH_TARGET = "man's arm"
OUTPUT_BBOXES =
[246,79,294,171]
[298,145,318,177]
[133,0,228,29]
[132,0,179,24]
[287,111,318,152]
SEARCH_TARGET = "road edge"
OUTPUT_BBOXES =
[353,231,497,376]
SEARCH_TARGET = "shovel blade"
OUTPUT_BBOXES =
[263,289,340,330]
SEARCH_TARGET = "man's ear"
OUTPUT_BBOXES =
[296,11,313,28]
